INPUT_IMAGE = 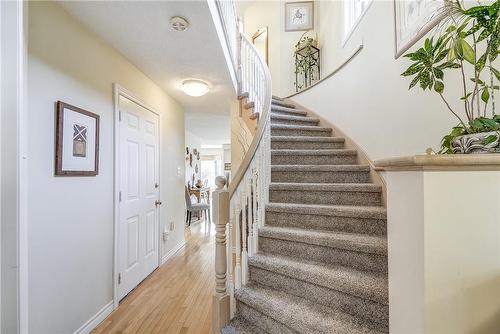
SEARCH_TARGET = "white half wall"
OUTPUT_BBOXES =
[27,2,185,333]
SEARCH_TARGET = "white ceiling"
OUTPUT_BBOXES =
[58,0,234,144]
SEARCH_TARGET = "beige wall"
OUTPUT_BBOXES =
[27,2,185,333]
[230,101,253,175]
[185,130,202,186]
[238,0,321,97]
[424,171,500,333]
[385,170,500,333]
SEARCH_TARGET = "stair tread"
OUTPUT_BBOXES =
[272,124,332,131]
[236,285,385,334]
[259,225,387,255]
[271,136,345,142]
[249,253,388,305]
[269,182,382,192]
[266,202,387,219]
[271,164,369,171]
[272,149,357,156]
[271,114,319,123]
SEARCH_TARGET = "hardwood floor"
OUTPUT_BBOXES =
[92,219,215,334]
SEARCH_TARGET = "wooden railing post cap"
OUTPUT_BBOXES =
[215,175,227,190]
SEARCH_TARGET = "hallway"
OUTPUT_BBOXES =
[92,221,215,334]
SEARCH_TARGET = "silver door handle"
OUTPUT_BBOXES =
[155,200,162,207]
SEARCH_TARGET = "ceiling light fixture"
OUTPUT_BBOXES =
[180,79,210,97]
[171,16,189,31]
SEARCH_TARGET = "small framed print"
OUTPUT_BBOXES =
[285,1,314,32]
[55,101,100,176]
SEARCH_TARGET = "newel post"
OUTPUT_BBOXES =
[212,176,230,333]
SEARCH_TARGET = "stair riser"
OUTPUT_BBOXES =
[272,154,357,165]
[237,302,297,334]
[249,267,389,330]
[272,170,371,183]
[271,110,307,117]
[259,237,388,273]
[271,141,344,150]
[270,189,382,206]
[272,128,332,137]
[271,118,319,126]
[265,211,387,235]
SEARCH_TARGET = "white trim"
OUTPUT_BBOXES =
[161,240,186,265]
[112,84,162,309]
[341,0,373,47]
[19,1,29,333]
[72,301,113,334]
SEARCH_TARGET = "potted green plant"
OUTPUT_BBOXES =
[401,0,500,154]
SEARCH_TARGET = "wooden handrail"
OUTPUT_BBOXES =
[228,34,272,199]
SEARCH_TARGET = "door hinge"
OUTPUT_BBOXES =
[119,111,122,121]
[118,273,121,284]
[119,191,122,202]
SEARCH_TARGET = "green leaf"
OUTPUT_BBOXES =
[434,80,445,93]
[401,64,423,76]
[409,74,421,89]
[460,39,475,64]
[490,67,500,81]
[433,68,444,80]
[476,53,487,72]
[420,71,431,90]
[461,92,472,100]
[484,134,499,145]
[471,78,485,85]
[447,46,456,61]
[481,88,490,103]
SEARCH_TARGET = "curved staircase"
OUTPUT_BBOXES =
[223,98,389,334]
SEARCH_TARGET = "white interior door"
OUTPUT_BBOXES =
[117,95,160,300]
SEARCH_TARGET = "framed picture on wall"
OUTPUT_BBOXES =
[285,1,314,32]
[55,101,100,176]
[394,0,445,58]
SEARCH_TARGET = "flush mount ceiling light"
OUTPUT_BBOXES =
[171,16,189,31]
[180,79,210,97]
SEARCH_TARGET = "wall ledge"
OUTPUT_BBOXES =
[373,154,500,171]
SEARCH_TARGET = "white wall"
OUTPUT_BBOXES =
[292,1,499,159]
[1,1,26,332]
[27,2,185,333]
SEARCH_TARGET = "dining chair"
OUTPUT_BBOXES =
[185,186,211,226]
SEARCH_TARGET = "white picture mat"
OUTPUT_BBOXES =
[61,108,96,171]
[285,2,314,31]
[395,0,444,58]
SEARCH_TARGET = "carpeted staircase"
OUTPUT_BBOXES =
[222,98,388,334]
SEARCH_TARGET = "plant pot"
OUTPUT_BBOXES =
[451,131,500,154]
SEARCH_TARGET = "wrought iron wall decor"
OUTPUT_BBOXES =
[294,36,320,92]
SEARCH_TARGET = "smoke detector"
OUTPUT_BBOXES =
[171,16,189,31]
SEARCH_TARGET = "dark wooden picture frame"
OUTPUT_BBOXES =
[55,101,100,176]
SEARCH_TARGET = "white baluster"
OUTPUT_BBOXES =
[240,185,248,285]
[212,176,230,333]
[234,201,241,289]
[227,207,235,318]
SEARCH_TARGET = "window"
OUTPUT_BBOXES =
[343,0,373,45]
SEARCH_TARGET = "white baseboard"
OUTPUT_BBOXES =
[73,301,113,334]
[161,239,186,265]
